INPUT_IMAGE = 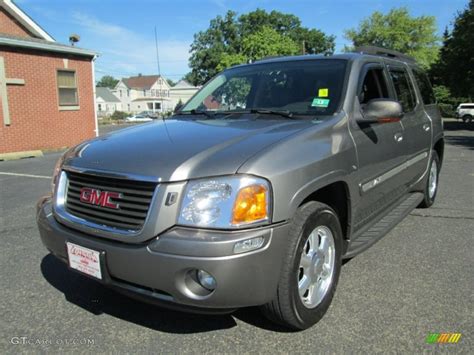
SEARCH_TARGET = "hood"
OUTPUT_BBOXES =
[64,116,314,182]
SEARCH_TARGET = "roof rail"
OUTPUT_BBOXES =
[353,46,416,63]
[254,55,285,62]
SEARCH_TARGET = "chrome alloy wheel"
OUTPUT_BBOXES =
[428,160,438,199]
[298,226,335,309]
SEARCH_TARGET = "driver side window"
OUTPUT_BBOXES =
[359,67,389,107]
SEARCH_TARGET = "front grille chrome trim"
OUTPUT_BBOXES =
[53,170,159,237]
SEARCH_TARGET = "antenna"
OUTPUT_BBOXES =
[154,26,163,115]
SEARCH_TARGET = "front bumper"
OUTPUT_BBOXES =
[36,198,290,311]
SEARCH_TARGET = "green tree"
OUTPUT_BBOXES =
[432,85,452,103]
[187,9,335,85]
[430,0,474,99]
[241,26,299,59]
[166,79,176,87]
[174,99,184,112]
[344,7,440,68]
[216,53,248,72]
[96,75,119,88]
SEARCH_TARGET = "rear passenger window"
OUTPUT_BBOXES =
[413,69,436,105]
[389,69,416,112]
[359,67,389,105]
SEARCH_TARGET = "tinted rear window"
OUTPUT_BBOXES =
[413,69,436,105]
[389,68,417,112]
[460,105,474,109]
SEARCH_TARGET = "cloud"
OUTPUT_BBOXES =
[70,12,191,79]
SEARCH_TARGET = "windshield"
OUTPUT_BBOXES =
[181,59,347,116]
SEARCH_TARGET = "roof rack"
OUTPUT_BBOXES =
[353,46,416,63]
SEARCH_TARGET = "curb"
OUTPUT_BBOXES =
[0,150,44,161]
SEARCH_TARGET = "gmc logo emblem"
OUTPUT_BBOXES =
[79,187,122,209]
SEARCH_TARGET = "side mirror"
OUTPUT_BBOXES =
[174,103,183,114]
[359,99,403,123]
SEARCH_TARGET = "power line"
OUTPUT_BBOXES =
[95,68,188,78]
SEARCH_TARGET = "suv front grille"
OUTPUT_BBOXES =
[65,171,157,231]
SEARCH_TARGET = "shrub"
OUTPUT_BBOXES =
[110,111,129,120]
[438,103,455,118]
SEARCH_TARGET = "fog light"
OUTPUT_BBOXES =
[197,270,216,291]
[233,236,265,254]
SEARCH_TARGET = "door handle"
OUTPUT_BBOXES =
[423,123,431,132]
[394,133,404,142]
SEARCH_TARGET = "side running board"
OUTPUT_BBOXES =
[345,192,424,258]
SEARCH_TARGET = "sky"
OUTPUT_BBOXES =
[16,0,469,81]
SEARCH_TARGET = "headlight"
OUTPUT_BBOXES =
[51,153,66,193]
[178,175,271,229]
[51,146,77,193]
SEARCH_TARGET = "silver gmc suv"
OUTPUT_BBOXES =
[37,47,444,330]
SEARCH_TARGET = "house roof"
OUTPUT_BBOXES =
[96,87,120,102]
[122,75,162,90]
[173,80,196,88]
[1,0,54,41]
[0,33,97,57]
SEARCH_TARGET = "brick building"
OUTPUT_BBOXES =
[0,0,97,156]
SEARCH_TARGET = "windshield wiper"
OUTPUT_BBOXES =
[249,109,294,119]
[177,109,215,119]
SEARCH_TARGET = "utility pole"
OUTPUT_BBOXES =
[302,40,306,55]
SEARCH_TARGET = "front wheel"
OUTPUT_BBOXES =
[261,201,342,330]
[462,115,472,123]
[419,151,440,208]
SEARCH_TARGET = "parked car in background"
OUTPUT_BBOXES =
[126,111,159,122]
[456,103,474,122]
[37,47,443,330]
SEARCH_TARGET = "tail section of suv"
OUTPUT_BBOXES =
[37,47,443,330]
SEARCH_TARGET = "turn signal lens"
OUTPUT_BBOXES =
[232,185,268,225]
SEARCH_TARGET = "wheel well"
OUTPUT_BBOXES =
[300,181,350,240]
[433,138,444,167]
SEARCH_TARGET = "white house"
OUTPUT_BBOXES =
[95,87,121,117]
[113,75,199,114]
[170,80,200,108]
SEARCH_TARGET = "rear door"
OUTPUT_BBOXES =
[350,62,407,231]
[387,64,431,186]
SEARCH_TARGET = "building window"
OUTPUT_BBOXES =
[127,104,130,111]
[98,103,102,111]
[155,102,161,110]
[127,90,130,97]
[57,70,78,106]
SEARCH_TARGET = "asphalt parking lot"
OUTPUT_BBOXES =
[1,120,473,353]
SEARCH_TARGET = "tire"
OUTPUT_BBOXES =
[419,151,440,208]
[261,201,343,330]
[462,115,472,123]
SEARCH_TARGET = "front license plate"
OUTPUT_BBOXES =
[66,242,102,280]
